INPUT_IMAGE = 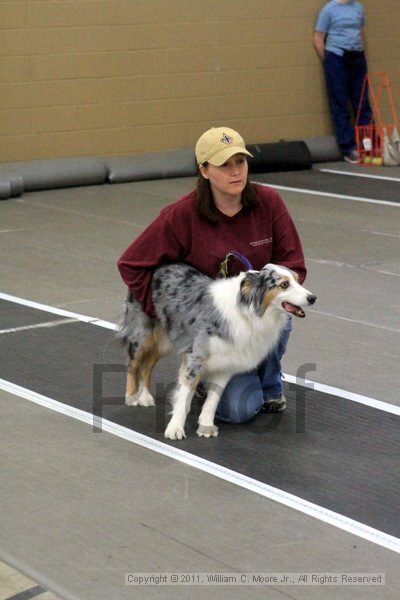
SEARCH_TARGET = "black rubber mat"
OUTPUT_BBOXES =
[1,299,399,538]
[253,170,400,203]
[247,141,312,173]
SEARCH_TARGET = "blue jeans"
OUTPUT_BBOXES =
[215,316,292,424]
[324,50,373,154]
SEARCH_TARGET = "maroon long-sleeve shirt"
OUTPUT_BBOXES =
[117,184,306,317]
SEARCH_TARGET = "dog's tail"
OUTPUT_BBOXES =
[117,295,152,360]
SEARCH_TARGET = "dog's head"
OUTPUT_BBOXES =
[239,264,316,317]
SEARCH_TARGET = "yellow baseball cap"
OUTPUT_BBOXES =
[195,126,253,166]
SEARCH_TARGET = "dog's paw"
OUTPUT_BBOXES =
[125,390,155,407]
[136,389,155,407]
[164,421,186,440]
[196,424,219,438]
[125,394,139,406]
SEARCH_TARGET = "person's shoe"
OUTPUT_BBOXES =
[261,395,287,413]
[343,150,360,164]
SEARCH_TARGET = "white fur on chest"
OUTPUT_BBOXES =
[205,277,286,374]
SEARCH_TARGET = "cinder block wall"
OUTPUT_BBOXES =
[1,0,399,162]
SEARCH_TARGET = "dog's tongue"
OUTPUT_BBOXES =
[282,302,305,318]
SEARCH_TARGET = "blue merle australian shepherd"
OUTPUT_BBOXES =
[120,263,316,440]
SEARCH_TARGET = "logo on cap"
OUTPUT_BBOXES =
[220,132,233,145]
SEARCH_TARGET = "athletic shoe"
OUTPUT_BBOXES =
[343,150,360,164]
[261,395,287,413]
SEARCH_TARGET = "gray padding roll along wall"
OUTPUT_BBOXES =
[247,141,313,173]
[303,136,342,162]
[106,141,316,183]
[0,157,108,194]
[0,171,24,200]
[0,136,342,199]
[0,181,13,200]
[106,149,197,183]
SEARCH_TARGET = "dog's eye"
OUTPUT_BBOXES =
[280,281,289,289]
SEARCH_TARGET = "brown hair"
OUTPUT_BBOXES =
[195,163,259,223]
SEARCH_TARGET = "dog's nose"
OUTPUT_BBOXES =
[307,294,317,305]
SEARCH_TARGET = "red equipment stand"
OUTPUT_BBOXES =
[355,72,399,166]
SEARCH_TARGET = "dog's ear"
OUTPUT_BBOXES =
[239,270,277,316]
[263,263,299,282]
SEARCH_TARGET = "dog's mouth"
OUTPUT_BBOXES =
[282,302,306,318]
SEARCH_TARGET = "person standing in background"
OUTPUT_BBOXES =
[313,0,373,163]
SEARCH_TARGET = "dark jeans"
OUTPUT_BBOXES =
[215,316,292,424]
[324,49,373,154]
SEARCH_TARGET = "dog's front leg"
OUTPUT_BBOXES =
[164,382,195,441]
[197,373,231,438]
[164,343,208,440]
[164,354,199,440]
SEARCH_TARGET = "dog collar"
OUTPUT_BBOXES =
[218,252,254,278]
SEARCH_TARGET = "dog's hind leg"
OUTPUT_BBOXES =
[164,353,202,440]
[134,343,163,407]
[197,373,231,438]
[126,356,157,406]
[126,323,171,407]
[125,343,141,406]
[125,356,150,407]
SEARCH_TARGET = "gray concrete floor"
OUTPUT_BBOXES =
[1,170,400,599]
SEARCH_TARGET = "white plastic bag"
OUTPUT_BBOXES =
[383,127,400,166]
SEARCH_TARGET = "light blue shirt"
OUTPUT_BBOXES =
[315,0,365,56]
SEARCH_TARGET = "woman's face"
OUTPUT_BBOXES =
[199,153,249,199]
